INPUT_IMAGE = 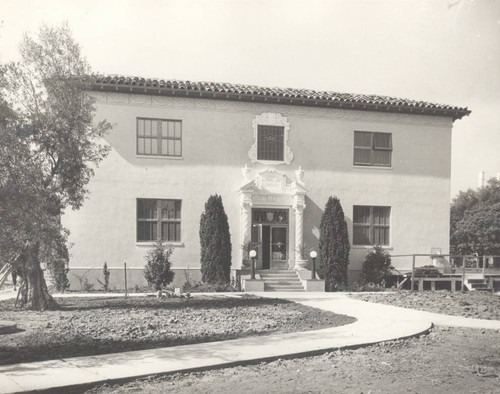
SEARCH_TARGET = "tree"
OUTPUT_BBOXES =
[360,245,392,286]
[450,178,500,257]
[317,196,350,291]
[199,194,232,284]
[0,23,111,310]
[144,240,175,291]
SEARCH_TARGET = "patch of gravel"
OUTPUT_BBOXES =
[0,295,355,365]
[350,290,500,320]
[86,326,500,394]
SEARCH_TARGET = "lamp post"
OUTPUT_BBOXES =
[250,250,257,280]
[310,250,317,280]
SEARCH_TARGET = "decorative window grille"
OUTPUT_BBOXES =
[257,125,285,161]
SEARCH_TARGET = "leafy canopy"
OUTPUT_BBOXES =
[0,23,111,309]
[450,178,500,256]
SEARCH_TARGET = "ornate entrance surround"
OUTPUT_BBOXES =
[238,167,307,269]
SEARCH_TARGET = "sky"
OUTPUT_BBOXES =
[1,0,499,198]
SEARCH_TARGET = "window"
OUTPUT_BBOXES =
[249,113,293,165]
[257,125,284,161]
[137,199,181,242]
[137,118,182,157]
[353,206,390,246]
[354,131,392,167]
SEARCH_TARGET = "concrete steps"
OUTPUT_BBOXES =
[259,270,305,292]
[465,278,493,292]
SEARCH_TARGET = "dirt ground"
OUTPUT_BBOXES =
[85,291,500,394]
[86,326,500,394]
[0,295,354,365]
[350,290,500,320]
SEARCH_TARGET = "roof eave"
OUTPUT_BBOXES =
[87,82,471,121]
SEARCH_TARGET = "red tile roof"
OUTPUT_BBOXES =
[86,75,471,120]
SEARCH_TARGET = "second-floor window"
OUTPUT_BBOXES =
[354,131,392,167]
[257,125,285,161]
[137,118,182,157]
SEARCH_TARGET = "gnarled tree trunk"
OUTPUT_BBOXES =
[15,245,57,311]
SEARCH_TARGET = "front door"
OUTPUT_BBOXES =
[271,227,287,264]
[258,225,287,269]
[262,226,271,269]
[251,208,289,270]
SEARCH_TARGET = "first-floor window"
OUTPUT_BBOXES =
[137,199,181,242]
[353,205,391,245]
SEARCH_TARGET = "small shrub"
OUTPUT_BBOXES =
[144,239,175,291]
[182,280,239,293]
[50,261,70,292]
[97,262,110,291]
[43,237,70,292]
[83,278,94,292]
[73,270,92,292]
[361,245,392,286]
[103,262,110,291]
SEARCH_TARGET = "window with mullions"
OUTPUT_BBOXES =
[137,118,182,157]
[354,131,392,167]
[257,125,284,161]
[353,206,391,246]
[137,199,181,242]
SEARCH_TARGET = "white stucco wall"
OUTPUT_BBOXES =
[62,91,453,282]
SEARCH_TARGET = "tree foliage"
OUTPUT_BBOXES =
[143,240,175,291]
[317,196,350,291]
[450,178,500,256]
[0,23,111,310]
[360,245,392,286]
[199,194,232,284]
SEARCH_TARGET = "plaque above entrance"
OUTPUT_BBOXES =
[238,168,306,206]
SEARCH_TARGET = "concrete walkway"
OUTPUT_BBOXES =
[0,292,499,393]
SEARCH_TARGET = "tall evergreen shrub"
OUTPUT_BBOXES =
[318,196,350,291]
[200,194,232,284]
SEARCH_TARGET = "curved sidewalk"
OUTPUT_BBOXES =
[0,292,497,393]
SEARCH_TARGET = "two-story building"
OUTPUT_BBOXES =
[62,75,470,290]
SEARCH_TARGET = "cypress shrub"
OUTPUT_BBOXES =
[360,245,392,286]
[318,196,350,291]
[200,194,232,284]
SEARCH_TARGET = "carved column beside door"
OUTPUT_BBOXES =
[240,193,253,266]
[293,193,307,269]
